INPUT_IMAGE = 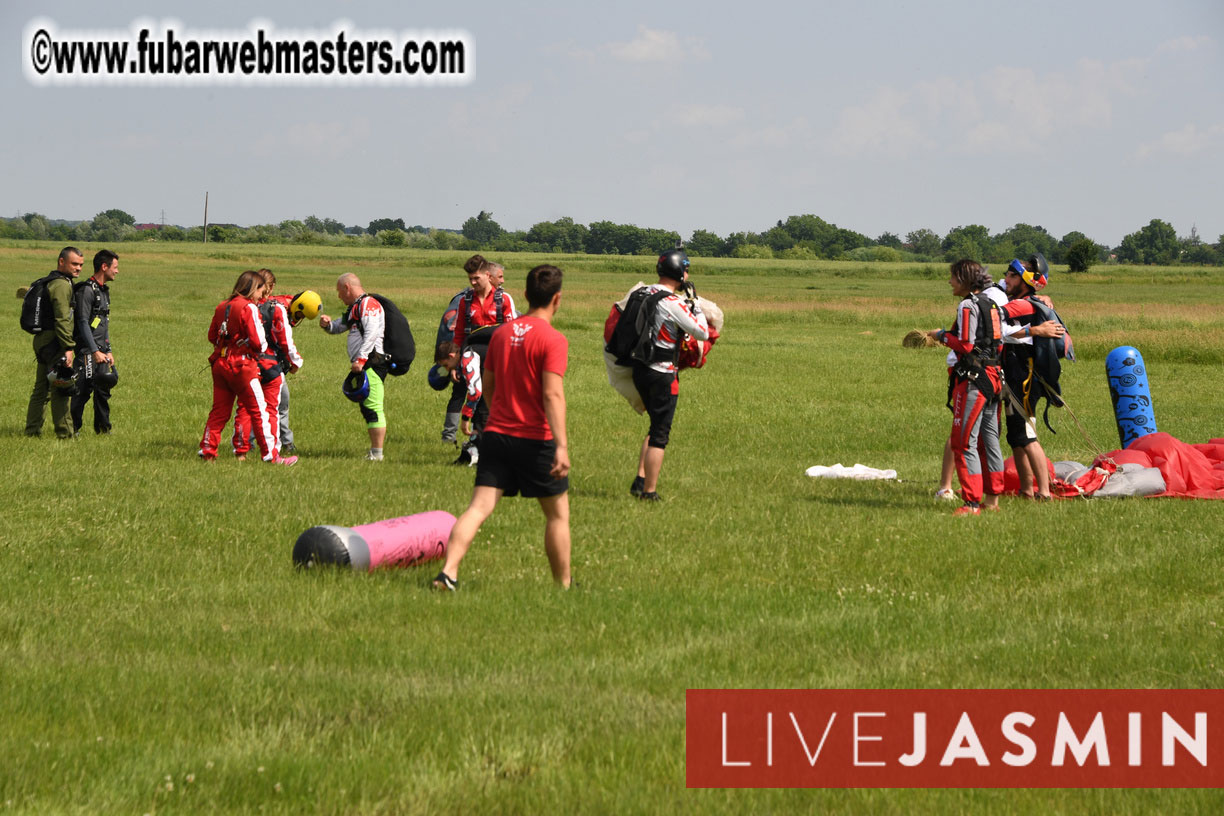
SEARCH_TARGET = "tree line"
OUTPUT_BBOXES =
[3,209,1221,270]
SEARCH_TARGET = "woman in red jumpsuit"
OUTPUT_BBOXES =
[198,270,297,465]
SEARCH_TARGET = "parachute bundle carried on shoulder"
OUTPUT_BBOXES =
[604,286,671,366]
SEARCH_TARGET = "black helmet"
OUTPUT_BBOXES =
[48,361,76,393]
[93,361,119,389]
[1028,252,1049,279]
[656,249,690,282]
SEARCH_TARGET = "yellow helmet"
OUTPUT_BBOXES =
[289,290,322,324]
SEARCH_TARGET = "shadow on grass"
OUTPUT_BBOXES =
[804,493,916,509]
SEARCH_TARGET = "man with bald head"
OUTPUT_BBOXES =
[26,246,83,438]
[319,273,391,460]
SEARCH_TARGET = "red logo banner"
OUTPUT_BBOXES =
[686,690,1223,788]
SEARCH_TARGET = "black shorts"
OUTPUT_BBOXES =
[1004,399,1039,449]
[474,431,569,498]
[632,365,678,449]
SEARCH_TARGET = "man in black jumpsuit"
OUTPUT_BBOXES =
[71,249,119,435]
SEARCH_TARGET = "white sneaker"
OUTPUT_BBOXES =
[366,451,384,461]
[467,447,479,466]
[934,488,958,501]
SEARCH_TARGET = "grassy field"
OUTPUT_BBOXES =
[1,241,1222,814]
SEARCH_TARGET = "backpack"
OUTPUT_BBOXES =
[1025,297,1075,424]
[356,294,416,376]
[20,273,66,334]
[604,286,672,366]
[949,292,1003,402]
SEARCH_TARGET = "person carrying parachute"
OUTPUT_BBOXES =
[997,253,1074,500]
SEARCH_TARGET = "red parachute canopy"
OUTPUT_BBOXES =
[1107,432,1224,498]
[1003,432,1224,499]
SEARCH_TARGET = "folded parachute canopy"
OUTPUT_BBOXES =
[1004,432,1224,499]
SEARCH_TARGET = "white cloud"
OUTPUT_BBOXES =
[605,26,709,63]
[826,87,932,158]
[825,51,1148,158]
[729,120,806,150]
[677,104,744,128]
[1136,124,1224,158]
[1155,35,1211,55]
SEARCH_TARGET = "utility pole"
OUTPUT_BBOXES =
[203,192,209,243]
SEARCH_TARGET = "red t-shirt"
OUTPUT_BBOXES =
[483,316,568,441]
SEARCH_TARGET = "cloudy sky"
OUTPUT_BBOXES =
[3,0,1222,246]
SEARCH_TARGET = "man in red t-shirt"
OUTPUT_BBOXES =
[432,264,571,590]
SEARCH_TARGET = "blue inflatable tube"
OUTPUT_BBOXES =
[1105,346,1157,448]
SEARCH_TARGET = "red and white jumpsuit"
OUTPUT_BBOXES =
[199,295,280,461]
[939,295,1005,504]
[233,297,302,455]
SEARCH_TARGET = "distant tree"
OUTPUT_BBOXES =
[844,246,903,263]
[1115,234,1144,264]
[321,217,346,235]
[1182,243,1220,265]
[279,220,306,239]
[942,224,991,262]
[989,239,1017,265]
[160,225,186,241]
[778,245,819,260]
[992,223,1056,262]
[775,214,868,258]
[1053,231,1091,264]
[22,213,51,239]
[687,229,726,257]
[731,243,773,259]
[431,229,467,251]
[876,231,904,249]
[906,228,941,258]
[637,228,682,255]
[1117,219,1180,265]
[1065,239,1098,273]
[90,214,136,242]
[461,210,504,244]
[207,224,231,243]
[762,223,795,252]
[526,217,588,253]
[368,217,406,235]
[403,231,436,249]
[378,229,406,247]
[303,215,325,232]
[722,231,757,256]
[587,221,647,255]
[96,208,136,226]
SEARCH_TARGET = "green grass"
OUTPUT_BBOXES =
[1,242,1222,814]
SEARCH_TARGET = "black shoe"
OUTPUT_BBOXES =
[451,447,472,466]
[281,442,297,455]
[431,571,458,591]
[630,476,645,497]
[639,491,661,502]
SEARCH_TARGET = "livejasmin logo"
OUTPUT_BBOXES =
[686,690,1223,788]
